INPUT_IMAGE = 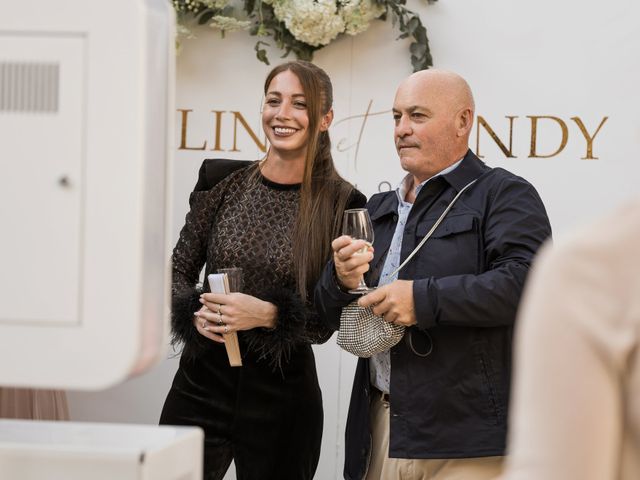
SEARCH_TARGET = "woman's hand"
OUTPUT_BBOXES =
[195,292,278,340]
[193,306,225,343]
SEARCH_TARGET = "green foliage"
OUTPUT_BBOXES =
[173,0,437,72]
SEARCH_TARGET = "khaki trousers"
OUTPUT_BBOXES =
[365,393,504,480]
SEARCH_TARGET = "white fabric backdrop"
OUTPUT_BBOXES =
[69,1,640,478]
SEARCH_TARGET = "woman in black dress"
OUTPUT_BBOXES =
[160,60,365,480]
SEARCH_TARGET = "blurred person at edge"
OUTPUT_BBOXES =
[159,60,365,480]
[498,198,640,480]
[315,69,552,480]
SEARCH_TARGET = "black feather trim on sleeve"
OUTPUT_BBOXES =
[170,286,208,361]
[241,287,312,371]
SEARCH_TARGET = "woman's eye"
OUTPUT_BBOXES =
[266,98,280,106]
[294,102,307,108]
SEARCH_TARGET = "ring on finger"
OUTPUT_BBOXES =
[201,320,206,329]
[217,313,224,325]
[216,304,221,315]
[223,325,229,334]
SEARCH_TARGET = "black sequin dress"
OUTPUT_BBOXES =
[160,160,364,480]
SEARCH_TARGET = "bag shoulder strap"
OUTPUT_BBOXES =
[389,178,477,278]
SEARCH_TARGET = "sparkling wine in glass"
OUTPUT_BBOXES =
[342,208,375,294]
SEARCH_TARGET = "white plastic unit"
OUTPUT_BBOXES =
[0,0,175,388]
[0,420,202,480]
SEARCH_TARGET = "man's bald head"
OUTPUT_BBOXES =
[392,69,476,183]
[399,69,475,116]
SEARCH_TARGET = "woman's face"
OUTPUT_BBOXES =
[262,70,311,158]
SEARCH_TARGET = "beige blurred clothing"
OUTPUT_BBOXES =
[0,388,69,420]
[501,199,640,480]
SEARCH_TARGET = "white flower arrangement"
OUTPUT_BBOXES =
[267,0,346,47]
[341,0,387,36]
[173,0,437,71]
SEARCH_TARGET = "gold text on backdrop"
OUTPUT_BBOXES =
[178,107,609,161]
[476,115,609,160]
[177,109,267,153]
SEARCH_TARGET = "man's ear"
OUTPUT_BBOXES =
[320,108,334,132]
[456,108,474,137]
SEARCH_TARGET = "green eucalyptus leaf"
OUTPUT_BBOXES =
[198,10,215,25]
[413,25,427,44]
[256,23,268,36]
[257,50,270,65]
[398,14,407,30]
[410,42,427,58]
[406,16,420,35]
[254,41,270,65]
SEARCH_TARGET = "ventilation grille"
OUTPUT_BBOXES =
[0,62,59,113]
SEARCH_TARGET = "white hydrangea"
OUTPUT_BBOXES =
[174,0,229,12]
[209,15,252,32]
[204,0,229,8]
[271,0,346,47]
[340,0,386,36]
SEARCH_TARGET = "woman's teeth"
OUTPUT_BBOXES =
[274,127,296,135]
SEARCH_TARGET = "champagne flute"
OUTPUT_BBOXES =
[342,208,375,294]
[217,267,243,293]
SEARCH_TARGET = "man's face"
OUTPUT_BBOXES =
[392,77,460,183]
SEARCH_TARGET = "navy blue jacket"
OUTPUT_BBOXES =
[314,150,552,480]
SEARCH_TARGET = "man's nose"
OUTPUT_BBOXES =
[395,116,412,137]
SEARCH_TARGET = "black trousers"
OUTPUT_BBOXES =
[160,343,323,480]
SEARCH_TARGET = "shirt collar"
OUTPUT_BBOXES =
[396,157,464,204]
[368,149,490,222]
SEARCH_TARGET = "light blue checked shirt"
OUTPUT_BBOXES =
[370,159,463,394]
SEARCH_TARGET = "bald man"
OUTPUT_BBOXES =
[315,70,552,480]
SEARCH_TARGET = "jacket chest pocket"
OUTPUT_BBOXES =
[412,215,480,276]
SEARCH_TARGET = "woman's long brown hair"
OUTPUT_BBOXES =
[263,61,355,301]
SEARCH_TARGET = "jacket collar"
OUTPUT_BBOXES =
[440,149,488,192]
[370,191,399,221]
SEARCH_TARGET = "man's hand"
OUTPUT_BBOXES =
[358,280,416,327]
[332,235,374,291]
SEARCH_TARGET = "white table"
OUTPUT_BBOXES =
[0,420,202,480]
